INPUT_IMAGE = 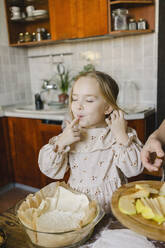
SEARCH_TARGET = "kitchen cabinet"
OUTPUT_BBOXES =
[0,118,13,187]
[49,0,108,40]
[4,0,155,47]
[6,117,69,189]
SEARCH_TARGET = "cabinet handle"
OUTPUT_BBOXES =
[41,119,62,125]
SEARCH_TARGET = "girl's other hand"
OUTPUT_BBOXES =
[57,118,81,150]
[106,110,129,145]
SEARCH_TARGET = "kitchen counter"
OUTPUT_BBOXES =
[1,105,155,121]
[0,107,4,117]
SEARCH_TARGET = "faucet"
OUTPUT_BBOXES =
[42,79,57,90]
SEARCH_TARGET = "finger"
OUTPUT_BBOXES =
[155,146,165,158]
[154,158,163,168]
[73,131,80,137]
[72,126,79,132]
[105,118,111,126]
[73,136,81,142]
[65,120,70,127]
[111,112,116,121]
[70,118,79,127]
[118,110,124,118]
[143,162,159,172]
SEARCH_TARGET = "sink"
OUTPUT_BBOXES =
[14,105,68,115]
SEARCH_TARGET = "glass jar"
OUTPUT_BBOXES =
[121,81,138,112]
[112,8,129,31]
[18,32,24,43]
[24,32,32,42]
[32,32,36,42]
[128,19,137,30]
[137,18,147,30]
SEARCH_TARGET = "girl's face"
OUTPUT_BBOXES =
[71,76,112,128]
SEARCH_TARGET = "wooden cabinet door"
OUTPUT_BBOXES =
[7,117,68,189]
[7,117,43,188]
[77,0,108,38]
[37,120,70,185]
[49,0,78,40]
[0,117,13,187]
[49,0,108,40]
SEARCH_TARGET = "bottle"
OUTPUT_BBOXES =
[35,93,44,110]
[32,32,36,41]
[36,28,42,41]
[18,33,24,43]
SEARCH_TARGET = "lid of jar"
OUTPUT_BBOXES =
[129,18,136,23]
[138,18,145,22]
[112,8,128,15]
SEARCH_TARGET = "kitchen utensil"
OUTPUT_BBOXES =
[32,9,48,16]
[111,180,165,241]
[10,6,21,20]
[26,5,35,17]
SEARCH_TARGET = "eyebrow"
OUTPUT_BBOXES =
[72,94,97,97]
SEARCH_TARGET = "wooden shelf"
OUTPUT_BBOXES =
[110,29,154,36]
[9,29,153,47]
[10,15,49,23]
[10,39,55,47]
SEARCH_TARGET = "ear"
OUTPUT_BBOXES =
[104,105,113,115]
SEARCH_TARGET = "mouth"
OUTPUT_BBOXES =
[77,115,84,119]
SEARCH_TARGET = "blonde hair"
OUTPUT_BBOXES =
[69,71,120,118]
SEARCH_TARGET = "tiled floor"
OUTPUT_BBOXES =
[0,187,33,213]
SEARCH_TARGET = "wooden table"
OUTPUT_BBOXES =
[1,205,165,248]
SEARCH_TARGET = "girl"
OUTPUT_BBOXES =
[38,71,143,212]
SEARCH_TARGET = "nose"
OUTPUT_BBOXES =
[77,101,84,110]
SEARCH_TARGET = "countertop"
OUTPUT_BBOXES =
[0,104,155,121]
[0,205,164,248]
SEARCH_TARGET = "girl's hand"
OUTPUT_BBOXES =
[57,118,81,150]
[106,110,129,145]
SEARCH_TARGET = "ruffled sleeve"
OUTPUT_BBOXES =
[114,127,144,178]
[38,136,70,180]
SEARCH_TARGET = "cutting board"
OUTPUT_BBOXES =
[111,180,165,241]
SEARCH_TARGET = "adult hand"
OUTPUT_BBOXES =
[141,137,164,172]
[57,118,81,150]
[106,110,128,145]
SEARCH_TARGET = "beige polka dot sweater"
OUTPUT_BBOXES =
[38,126,143,212]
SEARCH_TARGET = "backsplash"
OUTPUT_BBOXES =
[0,0,32,106]
[28,33,158,108]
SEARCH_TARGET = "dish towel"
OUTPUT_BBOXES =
[81,229,155,248]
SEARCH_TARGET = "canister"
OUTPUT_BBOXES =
[128,19,137,30]
[137,18,147,30]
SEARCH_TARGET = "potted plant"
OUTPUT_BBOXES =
[57,63,71,104]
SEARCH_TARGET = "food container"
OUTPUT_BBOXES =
[128,19,137,30]
[112,8,129,31]
[137,18,147,30]
[15,183,105,248]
